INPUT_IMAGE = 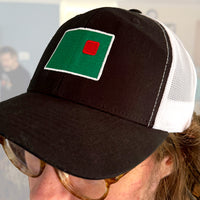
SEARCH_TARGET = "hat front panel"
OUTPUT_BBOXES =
[28,7,172,127]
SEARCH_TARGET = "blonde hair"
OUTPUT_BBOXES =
[154,113,200,200]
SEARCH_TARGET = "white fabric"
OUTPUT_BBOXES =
[152,20,197,132]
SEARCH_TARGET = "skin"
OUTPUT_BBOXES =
[28,154,173,200]
[0,53,19,72]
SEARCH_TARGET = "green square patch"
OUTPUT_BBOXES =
[44,28,115,81]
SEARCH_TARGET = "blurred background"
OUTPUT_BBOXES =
[0,0,200,199]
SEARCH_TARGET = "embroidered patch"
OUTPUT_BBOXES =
[44,28,115,81]
[82,40,100,56]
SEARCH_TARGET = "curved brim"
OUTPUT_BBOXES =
[0,92,168,179]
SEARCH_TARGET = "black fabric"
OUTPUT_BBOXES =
[28,7,172,127]
[0,92,168,179]
[0,7,171,179]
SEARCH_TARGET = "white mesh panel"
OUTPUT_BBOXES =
[152,21,197,133]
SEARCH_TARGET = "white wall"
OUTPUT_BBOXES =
[60,0,118,24]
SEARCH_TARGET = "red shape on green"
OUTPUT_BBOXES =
[82,40,100,55]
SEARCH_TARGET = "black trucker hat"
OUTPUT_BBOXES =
[0,7,197,179]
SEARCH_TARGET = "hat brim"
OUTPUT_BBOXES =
[0,92,168,179]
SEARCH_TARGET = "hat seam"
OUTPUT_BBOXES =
[26,90,150,125]
[147,19,170,127]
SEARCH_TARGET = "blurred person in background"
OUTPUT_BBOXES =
[0,46,30,101]
[0,7,200,200]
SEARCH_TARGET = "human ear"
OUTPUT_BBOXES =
[159,156,174,179]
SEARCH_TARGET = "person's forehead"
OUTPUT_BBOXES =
[0,52,14,59]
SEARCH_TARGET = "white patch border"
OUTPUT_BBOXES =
[44,27,115,81]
